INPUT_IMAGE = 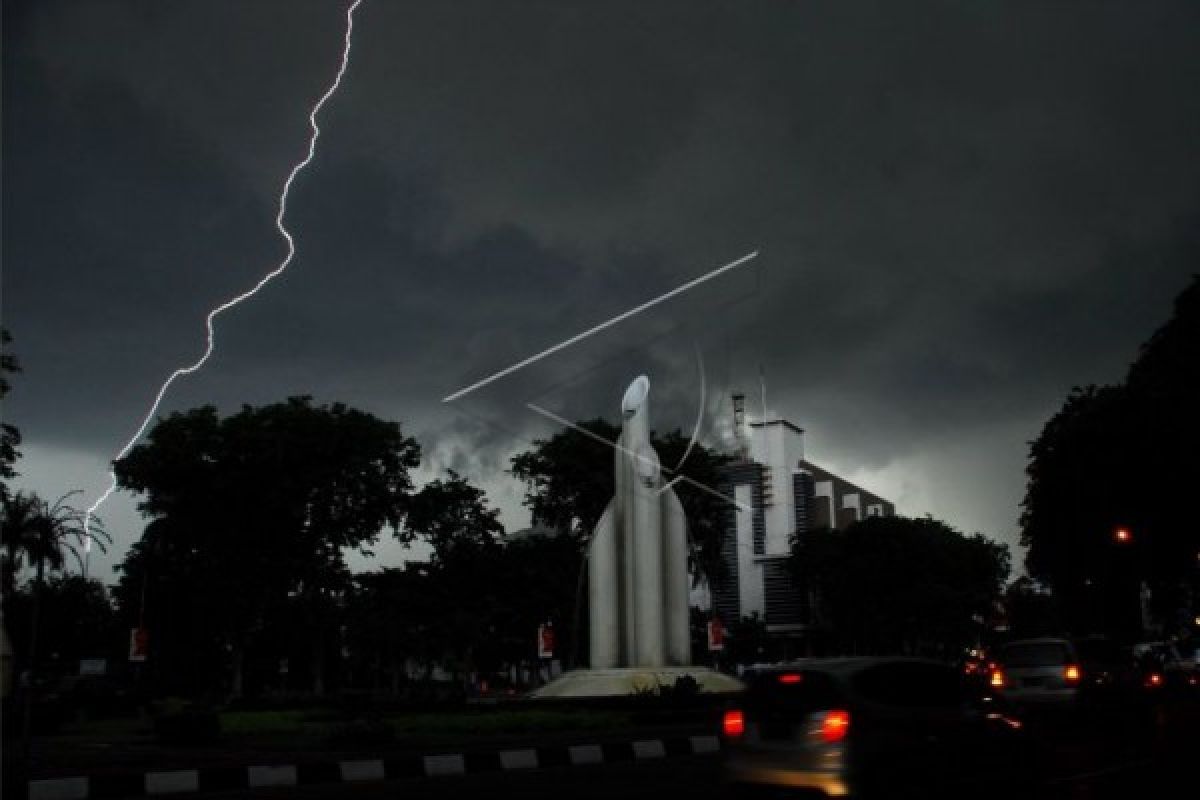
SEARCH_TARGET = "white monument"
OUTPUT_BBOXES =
[532,375,742,697]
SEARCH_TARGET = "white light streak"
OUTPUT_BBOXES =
[442,251,759,403]
[84,0,366,541]
[525,402,750,513]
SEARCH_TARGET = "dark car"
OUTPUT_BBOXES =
[1073,635,1143,697]
[721,657,1037,798]
[989,637,1087,708]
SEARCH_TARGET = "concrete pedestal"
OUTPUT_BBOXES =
[528,666,744,698]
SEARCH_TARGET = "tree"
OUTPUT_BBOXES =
[1,490,108,744]
[112,397,420,697]
[343,566,440,691]
[1,328,21,500]
[1002,576,1061,640]
[4,575,119,678]
[1019,385,1137,636]
[2,491,107,596]
[1021,276,1200,640]
[406,470,504,561]
[343,473,587,692]
[792,516,1010,656]
[510,420,734,584]
[510,419,620,541]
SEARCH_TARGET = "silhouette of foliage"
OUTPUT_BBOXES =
[1021,276,1200,639]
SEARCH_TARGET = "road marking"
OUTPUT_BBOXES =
[568,744,605,765]
[146,769,199,794]
[28,778,88,800]
[423,754,466,777]
[632,740,667,759]
[247,765,298,787]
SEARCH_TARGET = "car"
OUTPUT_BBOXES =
[721,657,1036,798]
[1138,639,1200,689]
[989,637,1083,708]
[1072,635,1144,695]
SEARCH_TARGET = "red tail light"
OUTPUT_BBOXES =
[723,709,745,738]
[1064,664,1081,684]
[990,669,1005,688]
[1145,672,1164,688]
[820,710,850,743]
[777,672,803,685]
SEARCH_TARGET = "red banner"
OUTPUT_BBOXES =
[707,617,725,651]
[538,623,555,659]
[129,627,148,662]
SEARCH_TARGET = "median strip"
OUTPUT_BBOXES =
[26,735,721,799]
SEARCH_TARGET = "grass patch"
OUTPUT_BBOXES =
[220,706,634,741]
[56,715,151,738]
[218,709,322,735]
[51,705,641,748]
[385,708,633,736]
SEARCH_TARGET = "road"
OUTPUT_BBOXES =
[15,697,1197,799]
[197,720,1192,800]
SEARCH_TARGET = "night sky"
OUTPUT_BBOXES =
[4,1,1198,579]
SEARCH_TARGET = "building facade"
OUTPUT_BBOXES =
[711,415,895,639]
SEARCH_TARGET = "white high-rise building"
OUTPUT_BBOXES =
[712,404,895,640]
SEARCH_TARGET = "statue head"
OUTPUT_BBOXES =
[621,375,650,418]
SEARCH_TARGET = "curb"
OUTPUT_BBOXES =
[28,734,722,799]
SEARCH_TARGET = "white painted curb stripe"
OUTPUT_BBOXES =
[423,754,466,777]
[339,759,385,782]
[568,744,604,765]
[28,734,725,796]
[29,778,88,800]
[632,739,666,759]
[247,765,298,787]
[499,749,538,770]
[146,769,200,794]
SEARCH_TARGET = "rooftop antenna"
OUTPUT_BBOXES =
[758,364,768,423]
[731,392,747,458]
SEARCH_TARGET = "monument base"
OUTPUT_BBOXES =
[528,666,744,698]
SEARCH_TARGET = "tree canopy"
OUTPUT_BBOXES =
[1,328,21,496]
[792,515,1010,656]
[2,490,105,596]
[406,469,504,561]
[1021,276,1200,639]
[509,419,734,584]
[112,397,420,695]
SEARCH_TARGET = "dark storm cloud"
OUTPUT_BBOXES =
[4,0,1199,567]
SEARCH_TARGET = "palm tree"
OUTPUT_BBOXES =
[2,490,108,595]
[1,490,109,745]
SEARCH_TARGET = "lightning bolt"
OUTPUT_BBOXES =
[83,0,366,555]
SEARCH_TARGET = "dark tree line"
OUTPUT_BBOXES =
[3,320,1027,702]
[2,329,112,712]
[791,515,1010,657]
[98,403,732,699]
